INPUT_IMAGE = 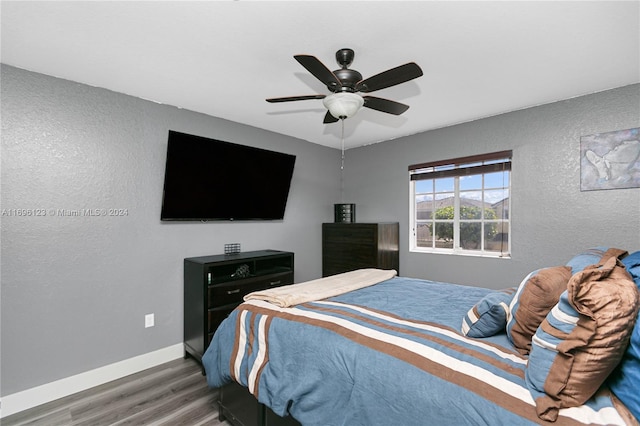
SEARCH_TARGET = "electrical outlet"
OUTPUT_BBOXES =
[145,313,155,328]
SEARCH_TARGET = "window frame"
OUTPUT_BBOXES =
[408,150,511,258]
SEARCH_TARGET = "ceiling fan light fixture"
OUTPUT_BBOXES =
[323,92,364,120]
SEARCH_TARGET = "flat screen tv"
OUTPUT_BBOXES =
[161,131,296,221]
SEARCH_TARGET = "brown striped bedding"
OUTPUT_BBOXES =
[203,275,636,425]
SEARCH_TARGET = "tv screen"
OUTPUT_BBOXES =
[161,131,296,221]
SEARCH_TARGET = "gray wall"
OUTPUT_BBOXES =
[2,64,639,398]
[0,65,341,396]
[345,84,640,289]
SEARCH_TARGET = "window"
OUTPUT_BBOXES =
[409,151,511,257]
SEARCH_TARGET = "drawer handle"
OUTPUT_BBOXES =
[226,289,241,295]
[269,280,281,286]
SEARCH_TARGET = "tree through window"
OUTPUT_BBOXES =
[409,151,511,257]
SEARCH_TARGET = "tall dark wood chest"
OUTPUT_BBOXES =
[322,222,399,277]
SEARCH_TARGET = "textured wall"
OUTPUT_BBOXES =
[345,84,640,289]
[2,63,639,399]
[0,65,341,395]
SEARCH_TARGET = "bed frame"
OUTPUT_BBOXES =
[218,382,301,426]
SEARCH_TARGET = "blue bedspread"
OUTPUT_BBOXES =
[203,276,631,426]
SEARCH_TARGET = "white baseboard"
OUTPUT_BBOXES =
[0,343,184,418]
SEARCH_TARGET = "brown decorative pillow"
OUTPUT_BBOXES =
[526,256,640,421]
[506,266,572,354]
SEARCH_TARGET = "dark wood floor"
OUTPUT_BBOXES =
[2,357,230,426]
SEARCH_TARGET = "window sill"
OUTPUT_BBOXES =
[409,248,511,259]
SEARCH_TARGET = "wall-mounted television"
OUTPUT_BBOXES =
[160,131,296,221]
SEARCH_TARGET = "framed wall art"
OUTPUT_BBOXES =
[580,127,640,191]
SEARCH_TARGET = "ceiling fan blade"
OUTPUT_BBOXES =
[363,96,410,115]
[323,110,339,124]
[266,95,326,103]
[356,62,423,93]
[294,55,342,90]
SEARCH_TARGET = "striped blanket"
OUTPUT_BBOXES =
[203,276,632,426]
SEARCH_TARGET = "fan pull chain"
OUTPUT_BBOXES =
[340,119,345,203]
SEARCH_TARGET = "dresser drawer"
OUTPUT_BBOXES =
[209,279,267,307]
[208,305,236,334]
[323,224,376,244]
[208,271,295,307]
[258,270,295,288]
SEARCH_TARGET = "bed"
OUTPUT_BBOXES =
[203,248,640,426]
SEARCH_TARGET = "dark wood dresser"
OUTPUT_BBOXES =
[183,250,294,364]
[322,222,399,277]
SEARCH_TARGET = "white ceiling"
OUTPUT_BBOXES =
[1,1,639,150]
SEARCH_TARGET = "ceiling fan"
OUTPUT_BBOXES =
[266,48,423,124]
